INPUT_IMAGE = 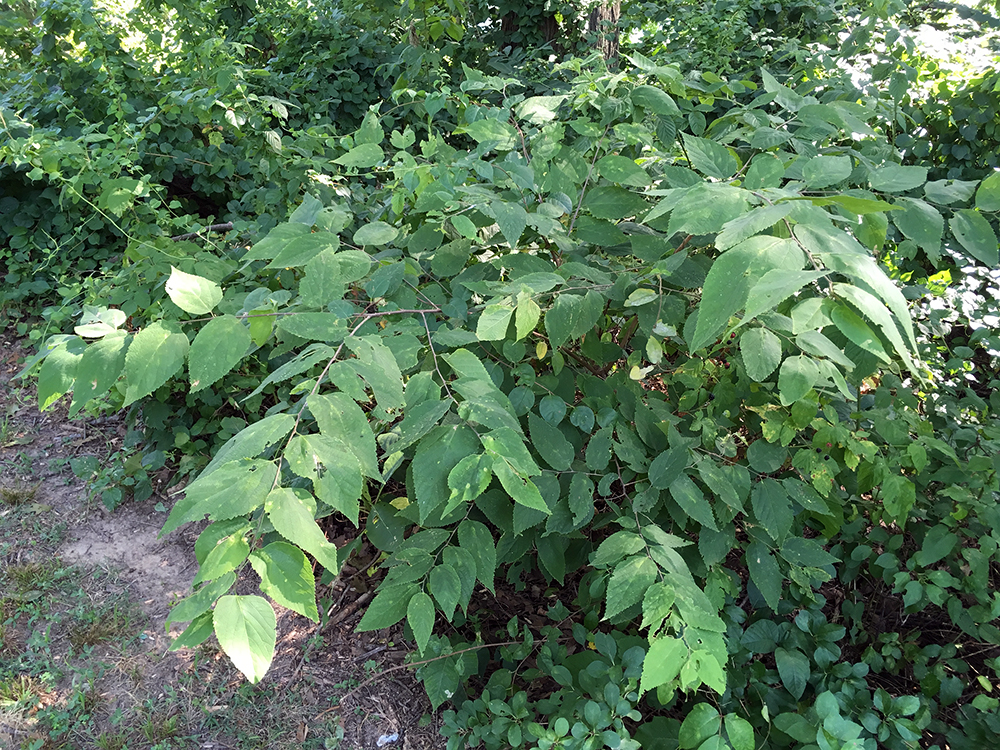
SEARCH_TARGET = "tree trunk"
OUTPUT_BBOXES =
[588,1,620,65]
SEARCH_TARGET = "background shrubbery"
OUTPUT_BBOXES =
[4,0,1000,747]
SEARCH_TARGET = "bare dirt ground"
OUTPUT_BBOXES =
[0,332,443,749]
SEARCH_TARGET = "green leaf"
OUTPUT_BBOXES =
[345,336,404,419]
[301,249,371,308]
[640,635,687,695]
[743,270,829,324]
[746,541,782,611]
[464,118,517,149]
[569,473,595,526]
[740,328,782,382]
[747,441,787,473]
[515,294,541,340]
[285,434,363,525]
[725,714,755,750]
[249,542,318,622]
[666,183,748,238]
[276,313,347,343]
[165,266,222,315]
[69,332,128,416]
[264,234,339,270]
[597,155,651,187]
[914,525,959,568]
[679,703,721,749]
[166,572,236,629]
[446,453,493,511]
[697,459,742,511]
[802,155,852,189]
[428,565,462,621]
[489,201,528,247]
[649,447,689,489]
[744,154,784,190]
[168,612,214,651]
[881,474,916,523]
[480,426,538,474]
[477,303,514,341]
[833,283,915,368]
[334,142,384,168]
[777,355,819,405]
[831,303,889,363]
[669,474,718,531]
[458,520,496,593]
[413,425,480,523]
[605,556,658,620]
[795,330,855,369]
[213,595,276,684]
[585,186,650,220]
[774,647,810,700]
[123,321,189,406]
[241,223,311,264]
[682,134,737,179]
[528,412,574,470]
[976,171,1000,212]
[193,528,249,586]
[951,210,998,266]
[893,198,943,262]
[393,399,452,454]
[265,487,341,573]
[202,414,296,477]
[751,478,793,543]
[442,546,477,614]
[779,537,838,568]
[641,580,676,633]
[494,460,550,514]
[716,204,792,251]
[544,291,604,349]
[869,164,927,193]
[925,179,978,205]
[406,591,434,653]
[36,339,83,411]
[310,392,379,479]
[691,236,798,352]
[631,85,680,116]
[162,460,276,537]
[189,315,251,393]
[356,583,418,631]
[353,221,398,246]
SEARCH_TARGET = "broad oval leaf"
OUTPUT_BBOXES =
[353,221,398,246]
[249,542,319,622]
[165,266,223,315]
[740,328,782,382]
[213,595,276,684]
[189,315,251,393]
[777,355,819,405]
[124,321,189,406]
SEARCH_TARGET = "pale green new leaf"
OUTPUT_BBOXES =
[36,337,82,410]
[740,328,782,382]
[597,155,651,187]
[193,529,249,586]
[166,573,236,628]
[213,595,276,684]
[165,266,222,315]
[265,487,341,572]
[249,542,318,622]
[189,315,251,392]
[123,321,189,406]
[353,221,398,246]
[161,459,276,536]
[976,171,1000,212]
[515,294,541,340]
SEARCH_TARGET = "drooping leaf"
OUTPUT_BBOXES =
[285,434,363,525]
[489,201,528,247]
[544,291,604,349]
[477,303,514,341]
[742,270,828,325]
[69,332,129,416]
[715,204,792,251]
[669,474,718,531]
[458,520,496,593]
[869,164,927,193]
[528,412,574,470]
[631,85,680,116]
[605,556,658,620]
[213,595,276,684]
[309,392,379,479]
[407,591,436,653]
[751,478,793,543]
[775,647,810,700]
[202,413,296,477]
[777,355,819,405]
[123,321,189,406]
[830,303,890,363]
[494,460,550,514]
[189,315,251,392]
[413,424,480,523]
[640,635,688,695]
[893,198,943,262]
[975,171,1000,212]
[428,564,462,621]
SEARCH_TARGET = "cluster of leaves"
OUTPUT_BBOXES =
[23,15,1000,744]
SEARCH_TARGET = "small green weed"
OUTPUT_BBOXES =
[68,605,138,651]
[0,480,39,506]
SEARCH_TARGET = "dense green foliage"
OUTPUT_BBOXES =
[5,0,1000,748]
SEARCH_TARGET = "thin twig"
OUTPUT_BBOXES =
[170,222,234,241]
